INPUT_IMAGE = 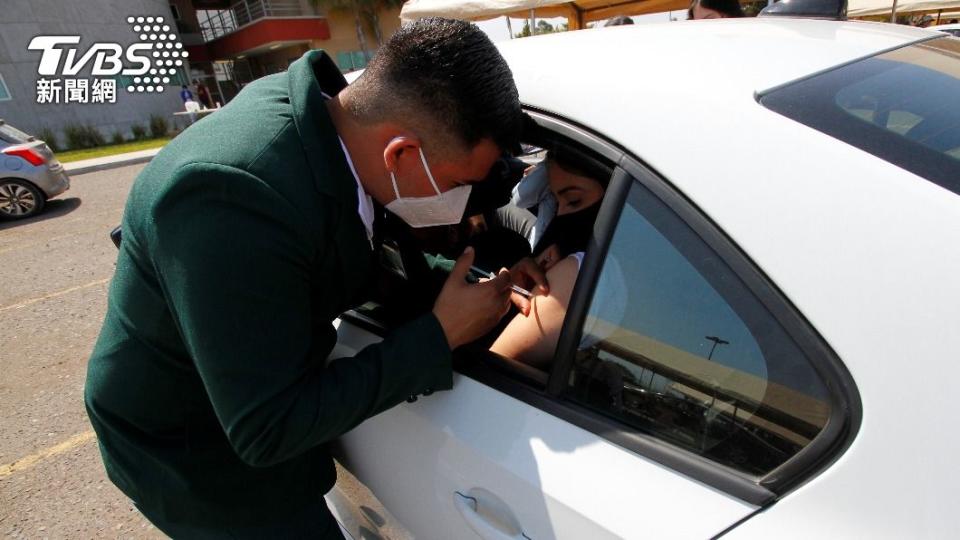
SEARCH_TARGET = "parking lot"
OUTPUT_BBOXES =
[0,164,163,538]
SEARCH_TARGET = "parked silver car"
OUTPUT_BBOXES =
[0,119,70,220]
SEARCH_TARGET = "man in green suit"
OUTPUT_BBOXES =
[85,18,534,538]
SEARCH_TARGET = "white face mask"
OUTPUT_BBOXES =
[385,146,472,228]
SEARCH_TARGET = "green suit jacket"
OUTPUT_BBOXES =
[85,51,453,538]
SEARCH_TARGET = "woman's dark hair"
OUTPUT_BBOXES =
[350,17,522,155]
[548,142,612,189]
[688,0,745,19]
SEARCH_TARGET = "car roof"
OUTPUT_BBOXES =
[498,19,937,118]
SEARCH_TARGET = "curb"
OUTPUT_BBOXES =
[63,149,161,176]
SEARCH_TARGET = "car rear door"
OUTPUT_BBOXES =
[328,113,858,540]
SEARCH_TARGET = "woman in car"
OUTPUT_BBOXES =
[489,152,608,368]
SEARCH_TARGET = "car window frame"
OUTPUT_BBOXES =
[534,107,861,500]
[340,107,861,506]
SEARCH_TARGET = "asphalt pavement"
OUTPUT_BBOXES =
[0,164,164,538]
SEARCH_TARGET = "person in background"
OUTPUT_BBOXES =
[688,0,744,19]
[178,84,194,104]
[194,78,214,109]
[604,15,635,26]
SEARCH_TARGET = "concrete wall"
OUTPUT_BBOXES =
[0,0,189,148]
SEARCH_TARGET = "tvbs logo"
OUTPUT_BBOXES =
[28,15,187,104]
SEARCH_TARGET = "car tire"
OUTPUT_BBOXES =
[0,178,46,220]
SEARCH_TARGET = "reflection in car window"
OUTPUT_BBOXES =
[564,182,832,476]
[761,37,960,196]
[0,122,31,144]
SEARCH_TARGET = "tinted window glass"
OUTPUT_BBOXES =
[0,122,31,144]
[563,182,831,476]
[761,38,960,196]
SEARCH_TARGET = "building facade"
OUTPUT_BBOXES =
[0,0,402,149]
[0,0,187,148]
[171,0,402,108]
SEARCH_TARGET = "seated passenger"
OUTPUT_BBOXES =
[490,157,608,368]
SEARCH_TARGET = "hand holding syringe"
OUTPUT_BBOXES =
[432,249,546,319]
[468,265,532,298]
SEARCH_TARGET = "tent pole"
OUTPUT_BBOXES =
[890,0,898,22]
[531,9,537,35]
[507,17,514,39]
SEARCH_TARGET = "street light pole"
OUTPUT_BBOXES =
[705,335,730,361]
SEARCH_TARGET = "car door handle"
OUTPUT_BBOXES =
[454,490,532,540]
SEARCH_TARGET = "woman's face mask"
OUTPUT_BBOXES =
[534,199,602,258]
[385,146,472,229]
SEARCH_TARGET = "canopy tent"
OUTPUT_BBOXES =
[399,0,690,29]
[848,0,960,17]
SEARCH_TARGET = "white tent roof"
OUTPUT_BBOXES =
[401,0,563,21]
[400,0,960,22]
[399,0,689,27]
[848,0,960,17]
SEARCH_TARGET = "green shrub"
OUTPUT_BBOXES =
[149,114,168,139]
[63,123,105,150]
[36,127,60,152]
[111,130,126,145]
[131,123,147,141]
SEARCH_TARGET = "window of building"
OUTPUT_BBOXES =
[336,51,371,73]
[0,71,11,101]
[562,180,833,476]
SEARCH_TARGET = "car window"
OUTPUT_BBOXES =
[761,37,960,195]
[0,122,32,144]
[561,180,832,476]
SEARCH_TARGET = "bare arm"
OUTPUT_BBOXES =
[490,256,579,369]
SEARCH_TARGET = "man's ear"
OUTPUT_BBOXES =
[383,136,422,174]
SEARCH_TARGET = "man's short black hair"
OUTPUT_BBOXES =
[349,17,522,155]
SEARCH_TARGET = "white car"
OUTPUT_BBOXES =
[327,19,960,539]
